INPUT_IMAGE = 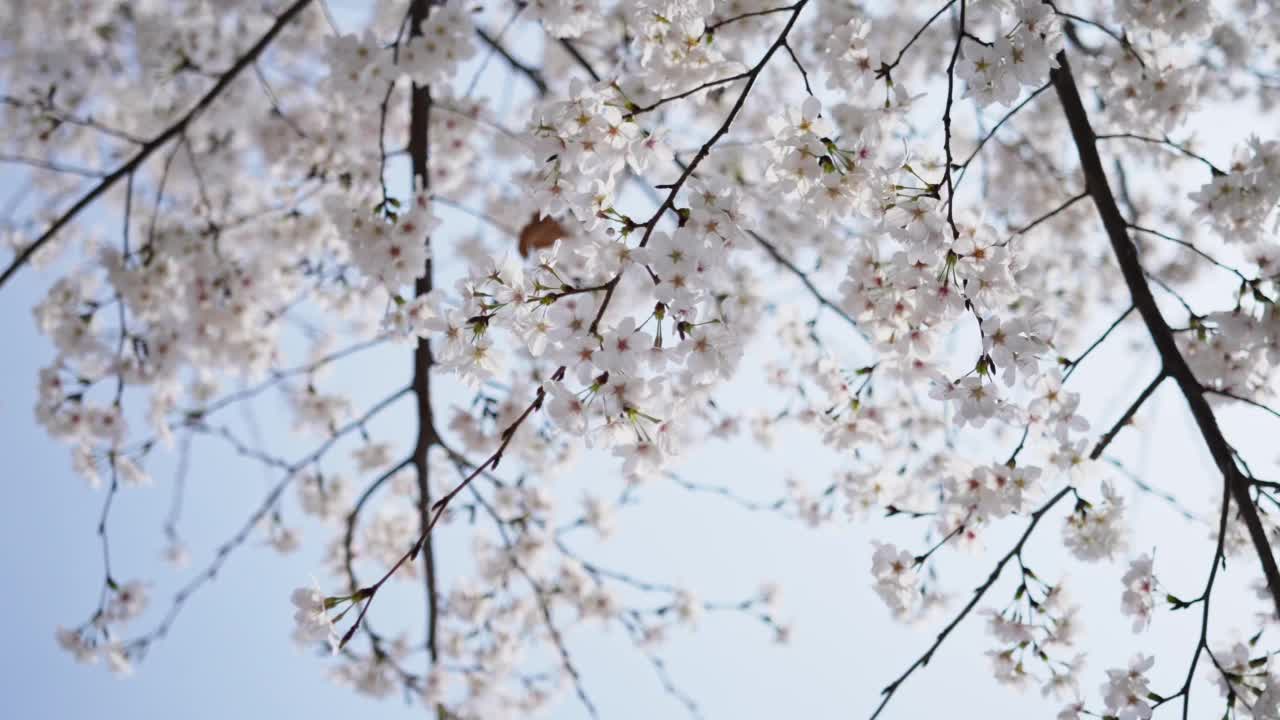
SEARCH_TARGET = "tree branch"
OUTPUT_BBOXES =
[1090,371,1166,460]
[869,486,1072,719]
[1049,49,1280,616]
[408,0,442,702]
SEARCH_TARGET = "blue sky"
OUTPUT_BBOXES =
[1,232,1264,719]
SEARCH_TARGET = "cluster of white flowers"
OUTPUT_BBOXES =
[1114,0,1213,41]
[1063,483,1128,562]
[870,542,920,617]
[428,99,488,194]
[526,0,603,39]
[820,18,879,94]
[55,579,150,676]
[841,200,1063,437]
[619,0,742,106]
[1099,51,1201,133]
[1101,654,1156,720]
[527,79,653,224]
[399,1,477,86]
[323,2,475,102]
[323,31,396,103]
[297,470,351,522]
[291,585,340,651]
[1214,642,1280,718]
[1190,138,1280,244]
[946,462,1042,522]
[1119,554,1157,632]
[1180,307,1280,407]
[956,2,1063,108]
[325,192,439,291]
[983,575,1083,698]
[34,369,126,452]
[289,385,353,435]
[764,97,888,225]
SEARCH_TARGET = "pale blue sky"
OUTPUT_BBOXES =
[0,221,1265,720]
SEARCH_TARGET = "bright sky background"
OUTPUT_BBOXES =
[2,3,1277,719]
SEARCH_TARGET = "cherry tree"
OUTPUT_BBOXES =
[5,0,1280,717]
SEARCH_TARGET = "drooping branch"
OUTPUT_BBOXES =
[123,385,412,654]
[868,486,1073,719]
[1103,457,1204,524]
[1049,49,1280,616]
[464,473,600,719]
[938,0,968,241]
[1127,223,1251,283]
[747,228,866,339]
[1004,190,1088,241]
[343,457,414,593]
[1150,473,1233,717]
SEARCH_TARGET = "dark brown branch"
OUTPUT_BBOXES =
[1128,223,1250,282]
[544,32,853,347]
[1003,190,1088,241]
[706,3,798,33]
[408,0,442,696]
[1102,457,1204,524]
[666,471,787,513]
[0,94,147,145]
[475,27,548,94]
[938,0,967,241]
[1206,389,1280,423]
[781,41,813,95]
[1049,3,1145,67]
[1061,304,1133,380]
[589,0,811,334]
[1089,371,1166,459]
[1151,472,1233,717]
[626,70,754,118]
[1095,132,1225,177]
[252,62,307,138]
[1050,49,1280,616]
[877,0,958,79]
[192,336,388,416]
[357,8,823,666]
[558,39,602,82]
[343,381,554,645]
[343,457,414,592]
